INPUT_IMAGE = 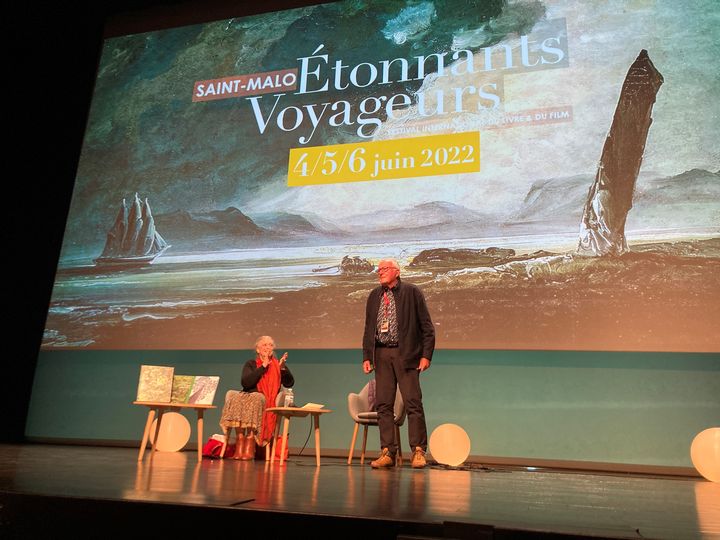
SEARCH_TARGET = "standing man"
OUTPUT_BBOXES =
[362,259,435,468]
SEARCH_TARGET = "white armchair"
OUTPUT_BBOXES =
[347,381,405,465]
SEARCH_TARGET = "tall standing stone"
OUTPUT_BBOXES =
[578,50,663,256]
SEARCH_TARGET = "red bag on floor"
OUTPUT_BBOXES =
[274,434,289,460]
[202,438,222,458]
[202,437,235,459]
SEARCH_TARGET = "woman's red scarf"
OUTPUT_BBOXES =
[256,355,281,444]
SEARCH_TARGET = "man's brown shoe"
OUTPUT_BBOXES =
[371,448,395,468]
[411,447,427,469]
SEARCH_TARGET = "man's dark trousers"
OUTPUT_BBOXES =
[374,345,427,455]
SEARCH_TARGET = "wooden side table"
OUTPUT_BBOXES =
[133,401,216,463]
[265,407,332,466]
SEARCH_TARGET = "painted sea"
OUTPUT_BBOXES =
[43,229,720,352]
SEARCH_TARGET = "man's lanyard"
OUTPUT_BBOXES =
[380,290,392,333]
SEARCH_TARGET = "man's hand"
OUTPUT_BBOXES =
[417,357,431,372]
[363,360,374,374]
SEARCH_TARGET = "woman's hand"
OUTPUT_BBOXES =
[256,336,275,367]
[260,353,270,368]
[279,352,288,366]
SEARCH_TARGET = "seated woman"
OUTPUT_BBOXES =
[220,335,294,460]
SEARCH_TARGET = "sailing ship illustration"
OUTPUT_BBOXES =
[95,193,170,266]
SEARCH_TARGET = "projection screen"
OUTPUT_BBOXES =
[43,0,720,352]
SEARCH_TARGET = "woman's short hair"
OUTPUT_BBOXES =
[255,335,275,349]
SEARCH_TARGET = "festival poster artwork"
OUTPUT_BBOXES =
[188,376,220,405]
[42,1,719,353]
[136,365,175,402]
[170,375,220,405]
[170,375,195,403]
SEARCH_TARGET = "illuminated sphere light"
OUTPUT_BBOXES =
[691,427,720,483]
[149,412,192,452]
[429,423,471,467]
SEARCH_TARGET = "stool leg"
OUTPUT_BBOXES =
[279,417,290,465]
[151,409,165,453]
[313,413,321,467]
[360,425,369,465]
[138,408,156,461]
[220,426,229,458]
[270,420,280,462]
[196,409,204,463]
[348,422,359,464]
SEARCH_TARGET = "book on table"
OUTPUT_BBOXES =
[136,365,174,402]
[301,403,325,410]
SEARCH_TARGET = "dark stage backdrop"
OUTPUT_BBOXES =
[40,0,720,353]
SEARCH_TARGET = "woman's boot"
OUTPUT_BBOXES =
[232,431,246,460]
[242,433,256,460]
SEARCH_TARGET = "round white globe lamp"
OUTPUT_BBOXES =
[149,412,192,452]
[429,423,471,467]
[691,427,720,483]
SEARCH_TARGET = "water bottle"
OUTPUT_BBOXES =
[284,388,294,407]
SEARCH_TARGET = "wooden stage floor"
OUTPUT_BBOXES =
[1,444,718,539]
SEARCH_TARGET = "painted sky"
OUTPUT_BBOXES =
[61,0,719,258]
[246,0,720,220]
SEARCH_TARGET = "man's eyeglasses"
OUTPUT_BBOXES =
[377,266,397,273]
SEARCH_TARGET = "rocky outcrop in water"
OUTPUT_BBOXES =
[341,256,374,275]
[577,50,664,256]
[409,247,516,267]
